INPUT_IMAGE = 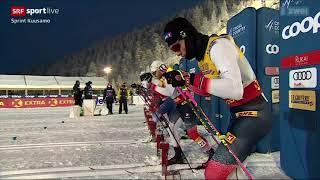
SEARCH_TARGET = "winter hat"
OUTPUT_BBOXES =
[86,81,92,85]
[150,60,164,73]
[163,17,198,46]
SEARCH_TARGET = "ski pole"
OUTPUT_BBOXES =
[177,87,254,180]
[139,91,195,173]
[137,87,195,173]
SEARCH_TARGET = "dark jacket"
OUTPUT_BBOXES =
[84,84,93,99]
[103,86,116,102]
[73,83,82,98]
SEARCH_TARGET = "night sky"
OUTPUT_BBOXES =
[0,0,204,74]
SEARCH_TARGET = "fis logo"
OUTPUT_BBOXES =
[265,19,279,32]
[11,6,59,17]
[282,0,303,9]
[282,11,320,40]
[266,44,279,54]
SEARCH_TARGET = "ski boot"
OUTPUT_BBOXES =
[195,148,215,169]
[167,146,185,165]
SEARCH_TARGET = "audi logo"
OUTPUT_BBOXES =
[293,70,312,80]
[282,11,320,40]
[266,44,279,54]
[240,45,246,54]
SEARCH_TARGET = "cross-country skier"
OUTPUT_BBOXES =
[148,60,215,166]
[163,17,272,179]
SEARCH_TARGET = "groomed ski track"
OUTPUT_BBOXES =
[0,105,290,179]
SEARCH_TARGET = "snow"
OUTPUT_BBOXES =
[0,105,290,179]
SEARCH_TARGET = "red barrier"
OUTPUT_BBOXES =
[0,97,75,108]
[156,129,164,157]
[160,142,170,176]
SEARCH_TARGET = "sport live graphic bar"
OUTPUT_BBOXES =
[0,75,107,108]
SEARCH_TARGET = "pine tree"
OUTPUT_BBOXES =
[86,61,98,77]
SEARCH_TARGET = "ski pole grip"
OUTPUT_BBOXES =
[176,87,198,107]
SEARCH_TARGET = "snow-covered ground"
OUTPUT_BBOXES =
[0,105,290,179]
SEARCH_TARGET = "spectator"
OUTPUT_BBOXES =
[128,88,134,105]
[84,81,93,99]
[72,80,83,107]
[118,82,129,114]
[103,83,116,114]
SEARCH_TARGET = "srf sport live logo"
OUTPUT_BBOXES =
[11,6,59,16]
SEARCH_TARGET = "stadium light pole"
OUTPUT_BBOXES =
[103,66,112,83]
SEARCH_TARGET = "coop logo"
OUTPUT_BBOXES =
[239,45,246,54]
[289,68,317,88]
[282,11,320,40]
[11,6,59,17]
[266,44,279,54]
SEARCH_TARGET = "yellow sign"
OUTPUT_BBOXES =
[272,90,280,103]
[235,111,258,118]
[289,90,316,111]
[0,101,4,106]
[226,132,236,144]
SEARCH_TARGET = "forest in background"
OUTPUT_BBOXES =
[29,0,279,84]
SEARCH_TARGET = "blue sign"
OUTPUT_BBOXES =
[227,7,257,72]
[256,7,280,153]
[280,0,320,179]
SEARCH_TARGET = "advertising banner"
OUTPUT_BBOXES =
[227,7,257,72]
[226,7,257,134]
[280,1,320,176]
[0,97,74,108]
[256,7,280,153]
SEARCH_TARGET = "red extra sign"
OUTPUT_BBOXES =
[0,97,75,108]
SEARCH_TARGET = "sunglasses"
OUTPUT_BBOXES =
[170,42,181,52]
[159,64,167,72]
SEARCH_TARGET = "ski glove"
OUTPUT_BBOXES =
[164,70,186,87]
[188,73,211,97]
